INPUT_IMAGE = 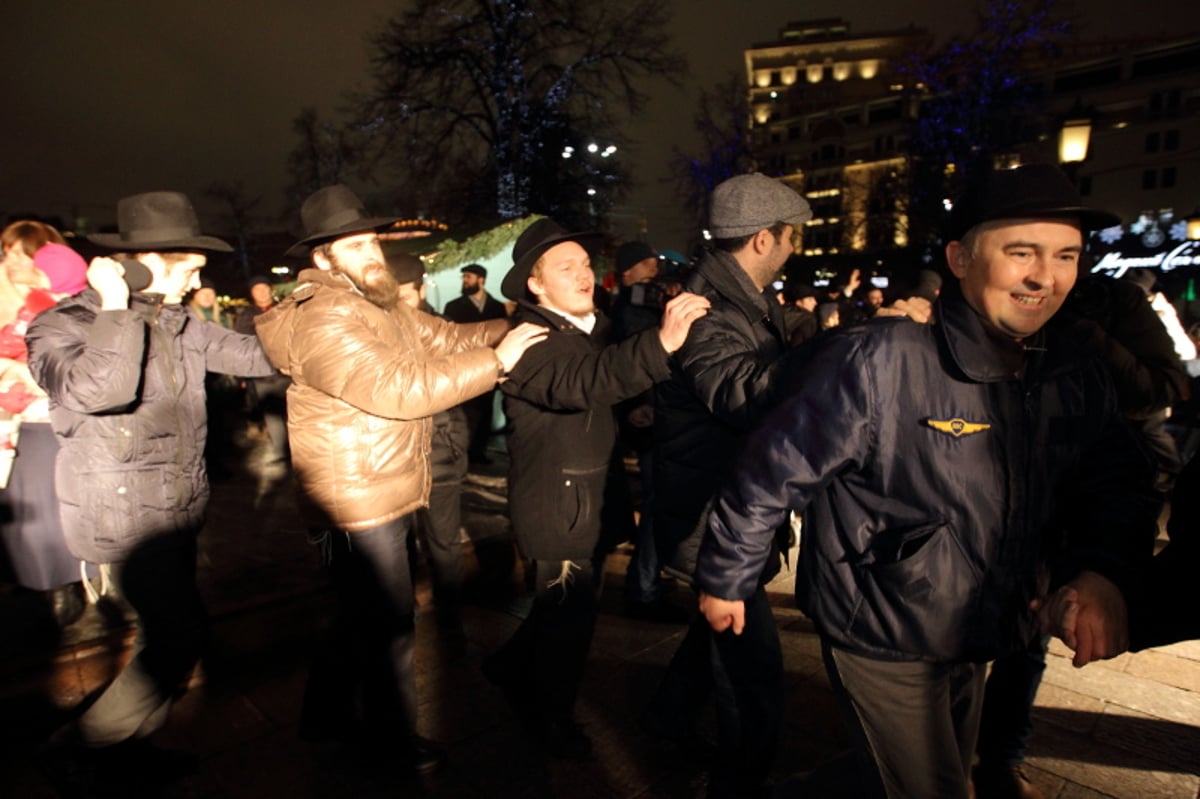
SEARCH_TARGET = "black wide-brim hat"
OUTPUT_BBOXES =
[286,185,399,257]
[946,163,1120,241]
[88,191,232,252]
[500,218,603,301]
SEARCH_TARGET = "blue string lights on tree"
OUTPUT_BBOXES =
[900,0,1071,255]
[352,0,684,228]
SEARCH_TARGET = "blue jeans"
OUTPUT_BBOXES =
[624,449,660,603]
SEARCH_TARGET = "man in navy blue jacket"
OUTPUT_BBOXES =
[696,164,1159,798]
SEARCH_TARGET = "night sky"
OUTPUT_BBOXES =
[3,0,1191,252]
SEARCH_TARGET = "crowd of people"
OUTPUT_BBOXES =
[0,162,1196,799]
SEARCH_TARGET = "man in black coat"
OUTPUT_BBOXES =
[444,264,508,464]
[647,172,813,798]
[482,219,709,758]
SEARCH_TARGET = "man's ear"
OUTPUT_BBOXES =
[946,241,968,279]
[751,228,773,255]
[526,275,544,300]
[312,250,332,271]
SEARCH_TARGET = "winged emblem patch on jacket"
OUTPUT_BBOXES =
[924,417,991,438]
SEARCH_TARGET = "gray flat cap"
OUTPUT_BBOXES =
[709,173,812,239]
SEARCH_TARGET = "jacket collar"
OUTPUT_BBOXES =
[692,250,785,339]
[936,281,1085,384]
[515,299,607,338]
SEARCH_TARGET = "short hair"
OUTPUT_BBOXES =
[1,220,66,259]
[712,221,790,254]
[311,241,334,266]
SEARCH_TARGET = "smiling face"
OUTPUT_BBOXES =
[527,240,595,317]
[947,218,1082,341]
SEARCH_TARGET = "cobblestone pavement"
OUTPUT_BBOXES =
[1,434,1197,798]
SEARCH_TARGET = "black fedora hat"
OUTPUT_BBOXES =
[88,192,232,252]
[286,185,399,257]
[500,218,603,301]
[947,163,1120,241]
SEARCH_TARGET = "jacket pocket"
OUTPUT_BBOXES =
[560,463,607,539]
[848,522,983,658]
[83,467,172,548]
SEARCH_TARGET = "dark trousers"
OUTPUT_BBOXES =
[489,557,598,722]
[78,532,207,746]
[976,634,1048,769]
[462,392,495,462]
[646,586,782,795]
[301,517,418,739]
[415,481,464,626]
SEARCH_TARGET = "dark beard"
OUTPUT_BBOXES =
[333,262,399,310]
[461,284,481,296]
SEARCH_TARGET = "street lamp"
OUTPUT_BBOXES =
[1058,118,1092,165]
[1186,209,1200,241]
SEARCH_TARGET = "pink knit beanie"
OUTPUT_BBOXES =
[34,242,88,296]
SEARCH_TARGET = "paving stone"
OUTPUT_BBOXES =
[1042,650,1200,727]
[1150,639,1200,662]
[1033,681,1106,735]
[1095,702,1200,776]
[1057,781,1120,798]
[1126,648,1200,693]
[1027,724,1198,799]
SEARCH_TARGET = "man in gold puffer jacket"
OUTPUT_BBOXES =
[255,185,545,774]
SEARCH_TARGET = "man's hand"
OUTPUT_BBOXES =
[657,292,711,354]
[87,257,131,311]
[1033,570,1129,667]
[845,268,862,296]
[699,591,745,635]
[493,322,548,375]
[874,296,933,323]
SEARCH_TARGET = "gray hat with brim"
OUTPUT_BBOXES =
[285,185,399,257]
[88,191,232,252]
[708,173,812,239]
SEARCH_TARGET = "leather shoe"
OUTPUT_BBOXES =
[403,735,446,775]
[972,764,1045,799]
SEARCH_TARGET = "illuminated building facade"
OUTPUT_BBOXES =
[745,21,1200,286]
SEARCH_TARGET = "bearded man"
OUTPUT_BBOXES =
[254,185,545,774]
[444,264,508,463]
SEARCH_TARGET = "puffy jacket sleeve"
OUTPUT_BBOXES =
[197,320,277,378]
[502,326,669,411]
[696,333,873,601]
[290,299,501,421]
[413,311,508,355]
[673,306,793,432]
[26,307,148,414]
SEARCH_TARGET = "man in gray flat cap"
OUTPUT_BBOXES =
[644,173,812,797]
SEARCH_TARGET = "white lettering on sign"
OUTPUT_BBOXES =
[1092,242,1200,278]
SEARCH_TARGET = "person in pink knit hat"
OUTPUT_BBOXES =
[0,221,93,628]
[33,242,88,297]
